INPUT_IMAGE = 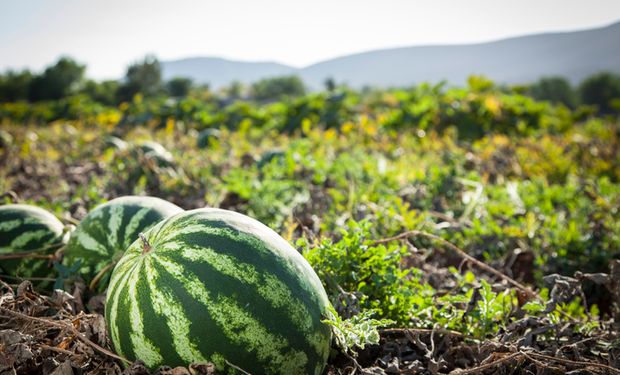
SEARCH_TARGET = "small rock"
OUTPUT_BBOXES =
[50,360,73,375]
[189,363,216,375]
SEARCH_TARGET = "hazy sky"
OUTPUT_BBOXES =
[2,0,620,80]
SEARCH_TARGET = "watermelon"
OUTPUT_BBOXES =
[64,196,183,285]
[135,141,174,166]
[105,208,332,374]
[0,204,67,282]
[104,135,128,151]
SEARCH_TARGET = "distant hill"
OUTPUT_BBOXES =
[162,21,620,89]
[162,57,294,88]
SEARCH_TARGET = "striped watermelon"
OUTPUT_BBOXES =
[0,204,67,283]
[104,135,128,151]
[135,141,174,167]
[64,196,183,285]
[105,208,332,374]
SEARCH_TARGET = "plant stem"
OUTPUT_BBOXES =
[139,233,152,254]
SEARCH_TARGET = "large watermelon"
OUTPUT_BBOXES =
[105,208,332,374]
[64,196,183,285]
[0,204,67,282]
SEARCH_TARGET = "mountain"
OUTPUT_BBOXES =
[162,21,620,89]
[300,21,620,88]
[162,57,295,88]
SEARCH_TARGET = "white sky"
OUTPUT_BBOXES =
[1,0,620,80]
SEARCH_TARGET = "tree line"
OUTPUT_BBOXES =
[0,56,307,105]
[1,55,619,114]
[0,56,196,105]
[527,74,620,114]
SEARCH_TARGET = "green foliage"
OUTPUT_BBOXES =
[379,80,574,139]
[302,220,591,338]
[81,79,119,106]
[166,77,193,98]
[251,75,306,101]
[1,74,617,341]
[579,71,620,114]
[224,80,244,99]
[528,76,577,108]
[53,260,82,290]
[322,305,394,353]
[28,57,86,102]
[117,55,163,102]
[302,220,429,325]
[0,70,33,102]
[324,77,337,92]
[0,95,120,124]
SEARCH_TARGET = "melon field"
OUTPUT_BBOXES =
[1,79,619,374]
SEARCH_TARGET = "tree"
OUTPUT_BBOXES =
[324,77,336,92]
[225,81,244,99]
[116,55,162,102]
[467,75,495,93]
[251,75,306,101]
[82,79,120,106]
[0,70,33,102]
[528,76,577,108]
[166,77,193,97]
[28,57,85,101]
[579,72,620,114]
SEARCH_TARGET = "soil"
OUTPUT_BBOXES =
[1,262,618,375]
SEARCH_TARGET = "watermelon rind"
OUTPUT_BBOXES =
[64,196,183,285]
[0,204,67,284]
[105,207,332,375]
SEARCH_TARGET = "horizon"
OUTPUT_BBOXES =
[162,16,620,65]
[2,0,620,80]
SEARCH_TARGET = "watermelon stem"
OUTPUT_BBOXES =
[89,261,117,291]
[138,233,152,254]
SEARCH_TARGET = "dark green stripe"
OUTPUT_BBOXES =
[0,258,50,278]
[118,207,133,250]
[169,224,323,312]
[113,279,137,361]
[150,261,262,370]
[123,209,163,249]
[0,218,62,281]
[76,216,109,258]
[159,251,322,370]
[137,266,184,366]
[0,223,59,249]
[102,206,114,250]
